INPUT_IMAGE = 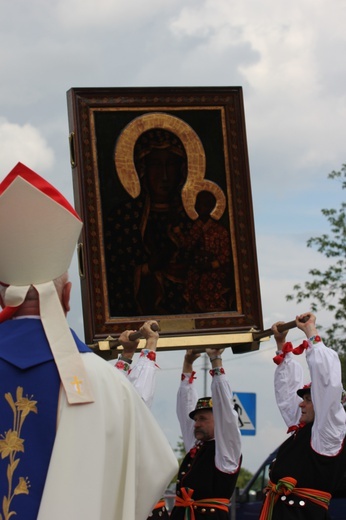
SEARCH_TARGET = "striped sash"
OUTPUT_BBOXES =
[174,487,229,520]
[259,477,331,520]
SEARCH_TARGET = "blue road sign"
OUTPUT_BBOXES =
[233,392,256,436]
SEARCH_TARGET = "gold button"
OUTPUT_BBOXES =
[201,508,206,513]
[210,509,215,513]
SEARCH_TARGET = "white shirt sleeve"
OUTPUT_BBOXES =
[308,339,346,455]
[274,338,346,455]
[176,373,198,452]
[127,354,158,409]
[274,352,304,428]
[111,353,158,410]
[211,373,242,473]
[176,371,242,474]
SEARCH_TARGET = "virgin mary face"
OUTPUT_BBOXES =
[144,148,186,204]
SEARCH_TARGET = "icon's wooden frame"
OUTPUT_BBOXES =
[67,86,263,351]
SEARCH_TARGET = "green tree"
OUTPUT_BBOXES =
[286,164,346,356]
[236,467,253,489]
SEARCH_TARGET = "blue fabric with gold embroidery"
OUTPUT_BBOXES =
[0,318,91,520]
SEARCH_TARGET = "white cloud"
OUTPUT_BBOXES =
[54,0,185,28]
[0,118,54,178]
[169,0,346,186]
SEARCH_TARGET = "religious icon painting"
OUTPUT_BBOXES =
[67,86,263,352]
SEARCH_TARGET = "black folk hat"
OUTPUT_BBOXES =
[297,383,311,398]
[189,397,213,419]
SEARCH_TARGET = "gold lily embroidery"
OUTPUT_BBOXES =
[0,387,37,520]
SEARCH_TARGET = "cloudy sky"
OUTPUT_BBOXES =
[1,0,345,474]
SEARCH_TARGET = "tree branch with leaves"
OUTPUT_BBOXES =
[286,164,346,358]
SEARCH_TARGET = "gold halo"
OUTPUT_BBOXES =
[114,112,209,220]
[186,179,226,221]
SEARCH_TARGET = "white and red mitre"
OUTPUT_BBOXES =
[0,162,94,404]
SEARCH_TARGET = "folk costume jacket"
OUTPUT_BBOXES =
[170,369,242,520]
[263,337,346,519]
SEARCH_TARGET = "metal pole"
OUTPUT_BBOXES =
[230,489,236,519]
[202,353,208,396]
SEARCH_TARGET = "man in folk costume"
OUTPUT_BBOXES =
[169,348,242,520]
[111,319,171,519]
[0,163,178,520]
[259,312,346,520]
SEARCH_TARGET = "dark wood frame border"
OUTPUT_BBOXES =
[67,86,263,347]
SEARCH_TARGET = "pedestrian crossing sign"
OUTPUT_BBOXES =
[233,392,256,436]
